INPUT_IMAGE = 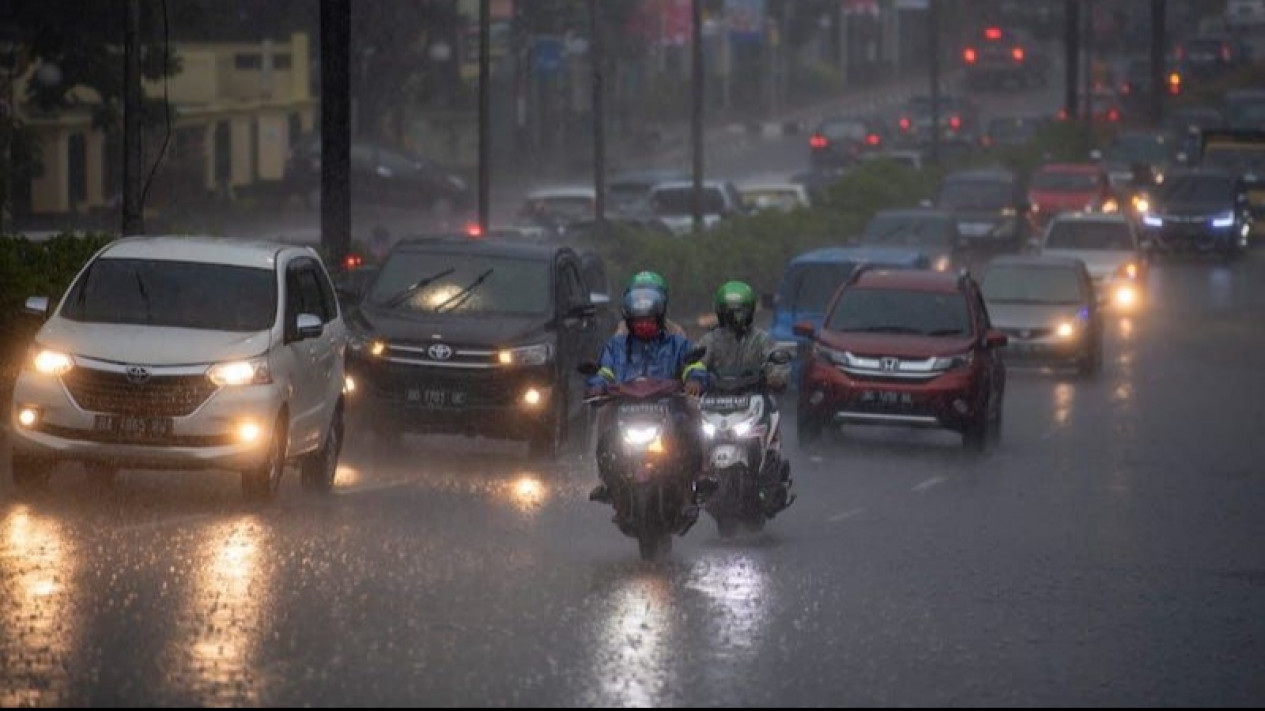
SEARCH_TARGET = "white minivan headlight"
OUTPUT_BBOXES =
[31,348,74,376]
[207,357,272,386]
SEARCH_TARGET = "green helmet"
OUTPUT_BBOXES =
[628,271,669,303]
[715,280,757,332]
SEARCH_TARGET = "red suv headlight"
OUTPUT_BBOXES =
[931,351,974,371]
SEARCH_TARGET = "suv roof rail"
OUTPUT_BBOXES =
[846,261,876,286]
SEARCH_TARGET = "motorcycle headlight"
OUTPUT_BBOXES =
[30,348,74,376]
[732,420,754,437]
[1132,196,1150,214]
[702,422,717,438]
[207,357,272,386]
[931,351,974,371]
[498,343,554,366]
[623,425,661,446]
[1212,211,1235,229]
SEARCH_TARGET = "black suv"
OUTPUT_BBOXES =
[343,238,614,458]
[1138,168,1249,259]
[934,169,1032,256]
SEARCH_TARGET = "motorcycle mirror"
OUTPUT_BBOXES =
[577,361,599,376]
[767,349,793,365]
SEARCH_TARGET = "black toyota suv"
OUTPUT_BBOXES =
[342,237,614,458]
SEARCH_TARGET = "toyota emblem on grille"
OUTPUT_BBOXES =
[880,357,900,372]
[427,344,453,361]
[125,365,152,385]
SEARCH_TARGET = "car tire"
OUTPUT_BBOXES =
[12,453,54,494]
[242,417,286,501]
[301,407,343,493]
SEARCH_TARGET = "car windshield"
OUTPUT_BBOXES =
[1105,134,1170,164]
[651,187,727,216]
[61,258,276,331]
[827,289,971,336]
[937,180,1013,210]
[981,265,1084,304]
[1032,170,1101,191]
[1045,222,1135,250]
[780,263,853,315]
[368,252,551,316]
[861,215,955,247]
[1158,175,1236,203]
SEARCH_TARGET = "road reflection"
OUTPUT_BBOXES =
[503,473,549,515]
[0,506,79,706]
[586,571,679,708]
[1052,382,1074,428]
[164,516,273,705]
[686,553,770,660]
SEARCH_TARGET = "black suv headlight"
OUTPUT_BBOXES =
[497,343,554,366]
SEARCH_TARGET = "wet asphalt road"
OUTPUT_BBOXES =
[3,249,1265,706]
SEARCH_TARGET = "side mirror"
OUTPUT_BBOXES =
[24,296,50,316]
[590,292,611,306]
[1089,149,1104,161]
[792,320,816,338]
[767,349,793,365]
[296,313,324,340]
[985,330,1009,349]
[577,361,599,376]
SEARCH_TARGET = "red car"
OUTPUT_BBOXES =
[1028,163,1116,226]
[794,268,1007,451]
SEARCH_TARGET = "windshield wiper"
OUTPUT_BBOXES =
[434,268,494,313]
[381,268,456,308]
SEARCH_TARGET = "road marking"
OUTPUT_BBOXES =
[911,476,948,493]
[827,508,865,523]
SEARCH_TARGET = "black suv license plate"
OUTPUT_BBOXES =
[94,414,174,439]
[406,388,467,407]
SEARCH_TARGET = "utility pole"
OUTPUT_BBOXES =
[479,0,491,234]
[589,0,606,226]
[1150,0,1167,126]
[928,0,940,166]
[1084,0,1094,129]
[122,0,143,235]
[691,0,704,235]
[320,0,351,263]
[1064,0,1079,120]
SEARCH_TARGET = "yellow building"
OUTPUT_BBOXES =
[14,32,316,216]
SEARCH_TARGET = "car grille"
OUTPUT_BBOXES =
[382,340,498,369]
[62,368,219,417]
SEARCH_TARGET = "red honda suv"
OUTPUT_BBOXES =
[794,268,1008,450]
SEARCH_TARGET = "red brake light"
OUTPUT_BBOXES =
[964,48,977,64]
[1168,72,1182,95]
[865,133,881,146]
[343,254,364,270]
[466,222,484,238]
[1012,46,1025,62]
[1055,108,1068,121]
[1107,108,1120,123]
[899,117,911,132]
[949,115,962,131]
[810,134,830,149]
[985,27,1002,41]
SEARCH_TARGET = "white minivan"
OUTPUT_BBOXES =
[9,236,346,499]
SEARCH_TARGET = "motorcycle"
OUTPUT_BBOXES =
[579,359,704,561]
[698,350,795,537]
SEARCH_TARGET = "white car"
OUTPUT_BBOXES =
[9,236,347,499]
[1040,212,1146,310]
[648,180,744,235]
[738,183,812,213]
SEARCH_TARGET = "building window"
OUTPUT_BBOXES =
[235,53,262,70]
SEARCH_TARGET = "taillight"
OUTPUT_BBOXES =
[865,133,881,146]
[1222,44,1232,62]
[1107,108,1120,123]
[1012,46,1025,62]
[810,134,830,149]
[949,115,962,131]
[1168,72,1182,95]
[899,117,911,132]
[1055,108,1069,121]
[964,47,977,64]
[343,254,364,270]
[985,27,1002,41]
[465,222,484,238]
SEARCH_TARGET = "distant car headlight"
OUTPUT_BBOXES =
[1142,214,1163,228]
[497,343,554,366]
[931,351,974,371]
[1212,211,1236,228]
[30,348,74,376]
[933,254,952,272]
[1056,321,1077,339]
[1132,196,1150,214]
[207,357,272,386]
[1101,198,1120,213]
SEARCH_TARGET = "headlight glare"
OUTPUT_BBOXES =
[31,349,74,376]
[932,351,974,371]
[1212,211,1235,228]
[1142,214,1163,228]
[623,425,661,446]
[1056,321,1077,338]
[499,343,554,366]
[207,358,271,386]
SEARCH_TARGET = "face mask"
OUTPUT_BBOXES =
[630,318,660,341]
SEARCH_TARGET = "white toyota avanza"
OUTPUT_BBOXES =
[9,236,346,499]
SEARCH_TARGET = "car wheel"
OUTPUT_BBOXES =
[301,407,343,493]
[12,453,54,494]
[242,417,286,501]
